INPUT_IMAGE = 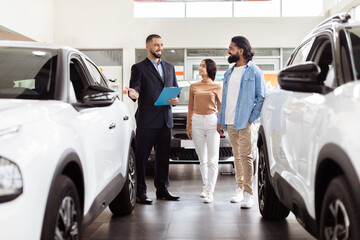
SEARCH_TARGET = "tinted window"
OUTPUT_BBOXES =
[0,48,57,99]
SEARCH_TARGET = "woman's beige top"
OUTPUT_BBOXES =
[186,79,222,131]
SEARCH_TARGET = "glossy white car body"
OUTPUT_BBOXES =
[0,41,136,239]
[257,13,360,239]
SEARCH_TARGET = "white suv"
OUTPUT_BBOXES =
[257,13,360,239]
[0,41,136,239]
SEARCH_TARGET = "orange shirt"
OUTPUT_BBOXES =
[186,80,222,131]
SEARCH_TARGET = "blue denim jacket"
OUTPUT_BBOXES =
[218,61,267,130]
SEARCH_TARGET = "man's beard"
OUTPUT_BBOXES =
[150,49,162,58]
[228,54,240,63]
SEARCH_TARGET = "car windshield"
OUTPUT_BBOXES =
[0,47,58,99]
[347,26,360,79]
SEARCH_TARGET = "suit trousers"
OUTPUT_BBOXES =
[191,113,220,194]
[227,123,253,195]
[135,124,171,195]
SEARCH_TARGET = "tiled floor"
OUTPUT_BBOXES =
[83,164,316,240]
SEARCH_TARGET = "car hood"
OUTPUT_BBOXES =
[0,99,67,133]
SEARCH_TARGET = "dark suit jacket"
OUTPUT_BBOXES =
[129,58,178,129]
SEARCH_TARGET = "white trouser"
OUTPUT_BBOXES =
[191,113,220,194]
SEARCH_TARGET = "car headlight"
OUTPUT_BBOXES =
[0,156,23,203]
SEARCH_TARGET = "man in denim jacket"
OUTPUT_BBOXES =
[217,36,267,208]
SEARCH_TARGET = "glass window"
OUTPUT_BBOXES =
[135,49,184,65]
[253,48,280,57]
[0,48,57,100]
[186,2,232,18]
[282,48,295,67]
[187,49,227,57]
[282,0,323,17]
[134,2,185,18]
[289,40,313,66]
[234,0,280,17]
[86,60,109,88]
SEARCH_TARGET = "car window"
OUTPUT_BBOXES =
[289,39,312,66]
[69,59,90,101]
[0,48,57,100]
[85,60,109,88]
[308,37,337,88]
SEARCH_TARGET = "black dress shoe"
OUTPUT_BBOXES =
[156,191,180,201]
[136,193,153,204]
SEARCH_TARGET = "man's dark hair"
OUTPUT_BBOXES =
[231,36,254,61]
[203,59,217,81]
[146,34,161,44]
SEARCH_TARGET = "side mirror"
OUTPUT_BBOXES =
[278,62,328,94]
[82,85,118,107]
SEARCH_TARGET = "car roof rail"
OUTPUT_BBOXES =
[314,12,351,30]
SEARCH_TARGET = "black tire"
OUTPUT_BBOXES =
[109,147,137,216]
[320,176,360,240]
[257,142,290,220]
[41,175,82,240]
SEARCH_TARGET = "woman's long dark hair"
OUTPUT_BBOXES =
[203,59,217,81]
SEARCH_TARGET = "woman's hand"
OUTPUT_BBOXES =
[217,124,225,136]
[187,129,192,140]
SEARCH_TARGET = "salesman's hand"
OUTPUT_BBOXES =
[168,97,179,106]
[217,124,225,137]
[125,87,139,100]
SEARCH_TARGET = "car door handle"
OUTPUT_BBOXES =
[283,108,292,115]
[267,106,275,111]
[123,116,129,121]
[109,123,116,129]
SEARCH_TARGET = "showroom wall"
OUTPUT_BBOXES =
[0,0,53,42]
[52,0,324,109]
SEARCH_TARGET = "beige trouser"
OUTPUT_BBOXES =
[227,124,253,195]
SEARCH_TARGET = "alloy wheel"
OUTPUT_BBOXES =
[323,199,350,240]
[55,196,79,240]
[258,147,266,212]
[128,152,136,205]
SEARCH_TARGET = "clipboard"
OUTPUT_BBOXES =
[154,87,182,106]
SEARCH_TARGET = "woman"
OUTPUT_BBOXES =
[186,59,222,203]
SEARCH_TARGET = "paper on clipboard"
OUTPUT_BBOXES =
[154,87,182,106]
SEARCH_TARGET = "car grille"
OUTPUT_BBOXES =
[173,116,187,129]
[170,147,233,160]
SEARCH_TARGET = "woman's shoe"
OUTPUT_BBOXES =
[204,192,213,203]
[200,186,207,198]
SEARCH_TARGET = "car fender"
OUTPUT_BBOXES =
[315,143,360,224]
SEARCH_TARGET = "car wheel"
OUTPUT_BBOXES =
[257,142,290,220]
[109,146,137,216]
[320,176,360,240]
[41,175,82,240]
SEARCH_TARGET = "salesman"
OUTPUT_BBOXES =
[126,34,180,204]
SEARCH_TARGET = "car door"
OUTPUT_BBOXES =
[268,39,313,172]
[282,34,336,196]
[68,54,119,198]
[84,58,128,178]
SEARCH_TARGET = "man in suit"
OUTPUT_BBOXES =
[126,34,180,204]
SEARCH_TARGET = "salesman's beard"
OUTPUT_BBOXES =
[227,53,240,63]
[150,49,162,59]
